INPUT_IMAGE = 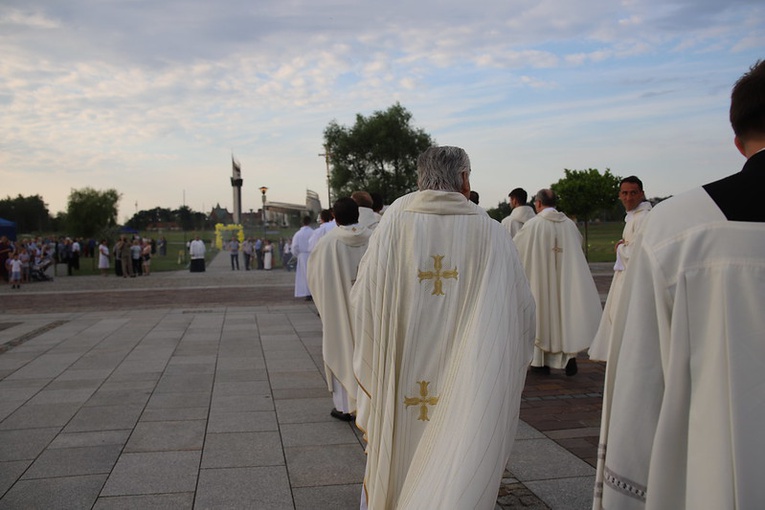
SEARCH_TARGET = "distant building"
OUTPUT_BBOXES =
[209,203,233,225]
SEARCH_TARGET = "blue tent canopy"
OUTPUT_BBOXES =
[0,217,16,241]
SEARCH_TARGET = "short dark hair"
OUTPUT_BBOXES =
[730,60,765,140]
[302,216,312,226]
[535,188,557,207]
[333,197,359,226]
[619,175,643,191]
[508,188,528,204]
[469,190,479,204]
[370,192,384,212]
[319,209,334,223]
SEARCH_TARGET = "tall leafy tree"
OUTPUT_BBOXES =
[551,168,621,260]
[324,103,435,205]
[0,194,51,233]
[66,187,121,238]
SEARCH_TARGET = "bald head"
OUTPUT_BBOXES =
[351,191,373,208]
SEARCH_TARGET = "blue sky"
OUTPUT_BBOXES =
[2,0,763,221]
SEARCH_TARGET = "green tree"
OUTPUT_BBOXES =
[0,194,51,233]
[323,103,435,205]
[66,187,121,238]
[551,168,621,260]
[486,200,511,222]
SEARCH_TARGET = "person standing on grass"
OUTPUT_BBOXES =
[98,239,110,276]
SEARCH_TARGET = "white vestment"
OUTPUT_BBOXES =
[501,205,536,238]
[589,201,652,361]
[594,180,765,510]
[308,220,337,251]
[352,190,535,510]
[291,225,314,297]
[514,208,602,369]
[189,239,205,259]
[357,207,379,230]
[307,224,372,413]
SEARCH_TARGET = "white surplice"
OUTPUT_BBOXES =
[352,190,535,510]
[357,207,380,230]
[513,208,602,369]
[307,224,372,413]
[308,219,337,252]
[291,225,314,297]
[594,180,765,509]
[501,204,536,238]
[589,201,652,361]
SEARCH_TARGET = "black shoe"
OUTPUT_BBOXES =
[565,357,578,376]
[330,408,354,422]
[305,295,313,302]
[530,365,550,374]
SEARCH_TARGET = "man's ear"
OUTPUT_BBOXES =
[461,172,471,198]
[734,136,746,157]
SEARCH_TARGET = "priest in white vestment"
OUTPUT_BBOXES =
[588,176,652,361]
[308,209,336,252]
[188,235,206,272]
[291,216,314,299]
[352,191,380,230]
[501,187,536,238]
[513,189,601,376]
[307,198,372,421]
[594,60,765,510]
[352,146,535,510]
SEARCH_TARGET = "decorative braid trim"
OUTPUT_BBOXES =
[603,466,647,502]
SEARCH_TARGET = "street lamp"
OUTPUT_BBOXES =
[259,186,268,239]
[318,145,331,208]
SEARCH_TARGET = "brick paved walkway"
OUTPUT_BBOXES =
[0,253,614,509]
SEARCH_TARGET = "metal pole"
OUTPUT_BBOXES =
[318,145,331,208]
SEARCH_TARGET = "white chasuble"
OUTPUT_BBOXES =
[501,204,536,238]
[352,190,535,510]
[513,208,602,368]
[307,224,372,411]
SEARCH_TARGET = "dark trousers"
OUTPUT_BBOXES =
[231,253,239,270]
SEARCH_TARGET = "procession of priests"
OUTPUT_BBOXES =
[307,197,372,422]
[306,60,764,510]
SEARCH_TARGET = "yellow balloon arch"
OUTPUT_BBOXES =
[214,224,244,250]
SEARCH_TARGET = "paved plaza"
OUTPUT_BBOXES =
[0,252,611,509]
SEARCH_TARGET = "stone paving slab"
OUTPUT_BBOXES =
[0,252,610,509]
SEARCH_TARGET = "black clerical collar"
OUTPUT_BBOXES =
[703,149,765,222]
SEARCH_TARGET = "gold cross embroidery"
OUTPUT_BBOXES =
[404,381,439,421]
[418,255,458,296]
[552,238,563,254]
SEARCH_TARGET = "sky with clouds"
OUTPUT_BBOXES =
[2,0,763,222]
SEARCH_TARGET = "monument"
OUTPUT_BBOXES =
[231,156,243,224]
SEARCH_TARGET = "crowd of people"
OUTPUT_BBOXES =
[223,237,291,272]
[0,235,172,286]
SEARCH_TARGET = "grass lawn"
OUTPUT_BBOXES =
[62,227,299,276]
[580,222,623,263]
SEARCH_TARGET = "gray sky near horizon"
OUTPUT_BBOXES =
[2,0,763,221]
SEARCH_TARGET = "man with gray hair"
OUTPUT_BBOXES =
[513,188,602,376]
[352,146,535,509]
